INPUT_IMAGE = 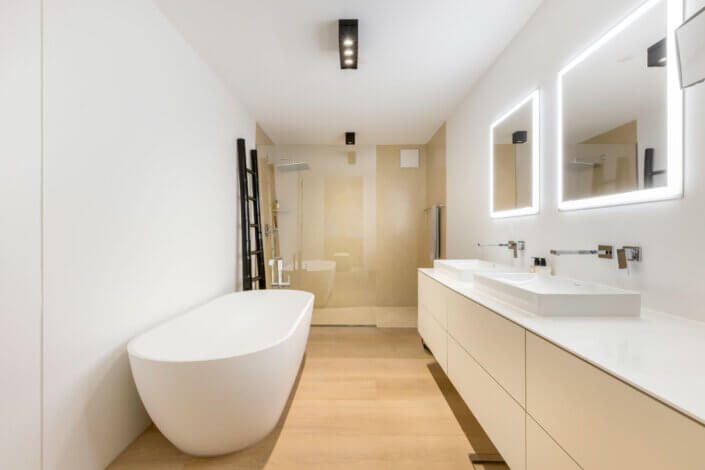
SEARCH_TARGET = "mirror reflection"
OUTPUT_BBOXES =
[491,93,538,216]
[561,0,668,202]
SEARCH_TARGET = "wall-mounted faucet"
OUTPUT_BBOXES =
[269,258,290,288]
[617,246,642,269]
[549,244,642,270]
[549,245,613,259]
[478,240,525,258]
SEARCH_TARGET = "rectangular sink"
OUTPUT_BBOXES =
[433,259,519,282]
[473,273,641,317]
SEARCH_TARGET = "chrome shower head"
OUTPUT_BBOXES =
[276,161,310,172]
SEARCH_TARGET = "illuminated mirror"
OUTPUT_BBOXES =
[558,0,683,210]
[490,90,540,218]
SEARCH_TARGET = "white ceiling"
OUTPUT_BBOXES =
[155,0,544,145]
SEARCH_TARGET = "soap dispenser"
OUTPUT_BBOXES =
[530,257,540,273]
[537,257,552,276]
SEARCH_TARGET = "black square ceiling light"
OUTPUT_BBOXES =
[648,38,667,67]
[512,130,528,144]
[339,19,358,69]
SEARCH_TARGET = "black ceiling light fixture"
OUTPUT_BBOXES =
[345,132,356,145]
[339,19,358,69]
[648,38,667,67]
[512,130,528,144]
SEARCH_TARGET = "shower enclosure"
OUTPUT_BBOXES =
[257,144,378,323]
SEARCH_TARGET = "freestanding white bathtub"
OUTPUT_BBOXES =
[127,290,314,456]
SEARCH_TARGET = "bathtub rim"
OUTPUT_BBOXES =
[127,290,314,364]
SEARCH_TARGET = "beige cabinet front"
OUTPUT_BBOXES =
[418,272,447,329]
[448,337,526,470]
[526,332,705,469]
[418,303,447,372]
[447,289,526,406]
[526,415,579,470]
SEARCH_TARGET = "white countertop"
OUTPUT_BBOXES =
[419,268,705,427]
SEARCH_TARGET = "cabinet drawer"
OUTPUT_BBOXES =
[418,272,447,329]
[419,304,447,372]
[526,333,705,469]
[417,303,429,343]
[526,415,579,470]
[448,337,525,470]
[447,291,525,406]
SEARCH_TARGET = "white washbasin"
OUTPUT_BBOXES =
[473,272,641,317]
[433,259,519,282]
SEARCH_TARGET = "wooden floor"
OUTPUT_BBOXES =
[312,306,418,327]
[108,327,508,470]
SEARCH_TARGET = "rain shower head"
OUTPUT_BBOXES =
[276,161,310,172]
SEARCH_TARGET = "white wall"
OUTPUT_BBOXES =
[0,1,42,468]
[447,0,705,323]
[4,1,255,469]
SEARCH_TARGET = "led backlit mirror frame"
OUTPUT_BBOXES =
[557,0,683,211]
[490,89,541,218]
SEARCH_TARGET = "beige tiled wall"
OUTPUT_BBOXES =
[493,143,517,211]
[375,145,428,306]
[255,124,277,288]
[258,128,447,323]
[564,120,638,201]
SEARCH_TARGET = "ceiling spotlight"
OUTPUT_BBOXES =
[339,19,358,69]
[512,130,528,144]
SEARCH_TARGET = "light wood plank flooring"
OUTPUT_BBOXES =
[312,306,418,327]
[108,327,507,470]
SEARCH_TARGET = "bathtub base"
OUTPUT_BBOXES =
[128,291,313,456]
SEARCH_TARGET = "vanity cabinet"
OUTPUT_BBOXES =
[526,416,579,470]
[447,289,525,406]
[526,332,705,469]
[418,301,447,372]
[418,271,447,328]
[417,271,705,470]
[448,337,526,470]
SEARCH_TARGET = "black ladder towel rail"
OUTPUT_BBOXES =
[236,138,266,291]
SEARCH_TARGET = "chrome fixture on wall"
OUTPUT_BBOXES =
[549,245,613,259]
[478,240,525,258]
[617,246,642,269]
[269,258,290,288]
[423,203,446,212]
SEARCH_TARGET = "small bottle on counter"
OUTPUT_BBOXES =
[537,257,553,276]
[531,257,552,275]
[530,257,540,273]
